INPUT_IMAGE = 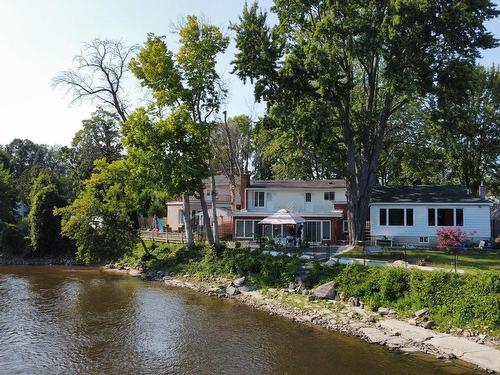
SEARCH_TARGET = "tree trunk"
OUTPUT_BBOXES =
[198,189,214,245]
[346,179,373,244]
[229,180,237,211]
[210,175,220,247]
[182,194,194,250]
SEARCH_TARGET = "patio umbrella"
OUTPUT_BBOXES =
[259,209,305,225]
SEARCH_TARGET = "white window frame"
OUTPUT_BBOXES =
[178,209,185,225]
[305,192,312,202]
[324,191,335,201]
[235,219,255,239]
[428,208,464,227]
[322,221,331,240]
[380,208,413,226]
[342,220,349,233]
[253,191,266,208]
[303,220,331,243]
[419,236,429,244]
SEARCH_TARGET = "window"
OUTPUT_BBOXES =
[304,221,331,242]
[253,221,263,237]
[437,208,454,226]
[305,192,311,202]
[235,220,255,238]
[324,191,335,201]
[236,220,245,237]
[388,209,405,226]
[381,208,413,226]
[419,237,429,244]
[245,221,253,237]
[343,220,349,233]
[406,209,414,226]
[456,209,463,226]
[304,221,322,243]
[322,221,331,240]
[428,208,435,226]
[380,208,387,226]
[178,209,185,225]
[253,191,265,207]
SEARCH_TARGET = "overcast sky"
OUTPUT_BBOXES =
[0,0,498,146]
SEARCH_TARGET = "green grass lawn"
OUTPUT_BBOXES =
[336,247,500,273]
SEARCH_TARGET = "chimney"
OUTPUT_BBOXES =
[240,174,251,210]
[479,183,486,200]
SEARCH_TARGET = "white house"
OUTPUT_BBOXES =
[369,185,492,246]
[232,175,349,244]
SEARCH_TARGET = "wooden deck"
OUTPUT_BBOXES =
[140,230,186,243]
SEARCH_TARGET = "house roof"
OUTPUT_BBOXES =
[370,185,490,204]
[249,179,345,189]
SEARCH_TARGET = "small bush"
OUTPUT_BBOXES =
[329,265,499,334]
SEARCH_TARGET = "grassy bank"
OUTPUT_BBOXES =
[121,241,500,337]
[337,247,500,273]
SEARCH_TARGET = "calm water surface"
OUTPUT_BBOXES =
[0,266,479,375]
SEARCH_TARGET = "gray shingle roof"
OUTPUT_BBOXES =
[249,179,345,189]
[370,185,489,204]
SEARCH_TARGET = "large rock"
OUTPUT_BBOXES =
[312,281,337,300]
[378,307,390,316]
[226,285,239,296]
[414,308,428,319]
[234,276,246,287]
[422,320,434,329]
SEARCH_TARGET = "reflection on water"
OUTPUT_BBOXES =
[0,266,478,375]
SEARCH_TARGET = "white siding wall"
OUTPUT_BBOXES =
[370,204,491,241]
[246,188,347,213]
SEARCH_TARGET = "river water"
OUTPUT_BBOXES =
[0,266,478,375]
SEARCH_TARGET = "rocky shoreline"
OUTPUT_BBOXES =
[105,265,500,374]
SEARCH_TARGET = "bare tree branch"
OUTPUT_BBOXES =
[52,38,139,122]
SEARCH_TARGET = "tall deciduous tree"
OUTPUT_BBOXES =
[232,1,498,242]
[0,162,24,255]
[57,159,147,263]
[123,107,210,250]
[63,108,123,188]
[430,64,500,195]
[27,172,67,255]
[127,16,229,248]
[0,162,16,224]
[4,139,69,207]
[212,113,254,210]
[53,39,138,122]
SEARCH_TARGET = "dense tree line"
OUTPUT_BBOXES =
[1,2,498,261]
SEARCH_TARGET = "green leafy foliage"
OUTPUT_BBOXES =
[232,0,499,241]
[328,264,499,334]
[27,172,68,255]
[63,108,123,191]
[56,159,142,263]
[122,242,303,288]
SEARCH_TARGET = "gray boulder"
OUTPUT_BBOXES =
[312,281,337,300]
[226,285,239,296]
[414,308,428,319]
[234,276,246,287]
[422,320,434,329]
[378,307,390,316]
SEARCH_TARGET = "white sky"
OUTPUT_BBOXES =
[0,0,498,146]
